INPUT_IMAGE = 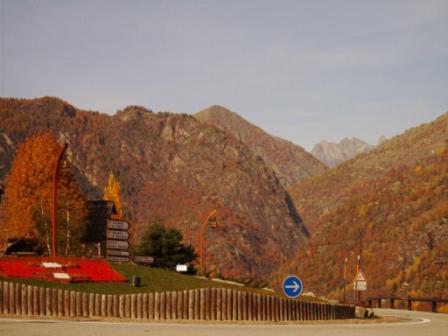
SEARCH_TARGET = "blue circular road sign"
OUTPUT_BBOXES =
[282,275,304,299]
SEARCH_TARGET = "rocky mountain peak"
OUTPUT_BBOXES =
[311,137,374,167]
[115,105,153,122]
[194,106,327,187]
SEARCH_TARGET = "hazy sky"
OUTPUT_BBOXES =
[1,0,447,150]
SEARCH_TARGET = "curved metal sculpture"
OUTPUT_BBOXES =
[51,143,68,257]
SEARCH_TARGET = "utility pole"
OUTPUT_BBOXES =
[354,254,361,305]
[51,143,67,257]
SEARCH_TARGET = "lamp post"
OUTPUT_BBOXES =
[51,143,67,257]
[198,209,217,275]
[343,256,348,303]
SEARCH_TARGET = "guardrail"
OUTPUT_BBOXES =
[0,281,355,321]
[366,296,448,313]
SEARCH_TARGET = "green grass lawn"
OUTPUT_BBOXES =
[0,263,270,295]
[0,263,322,302]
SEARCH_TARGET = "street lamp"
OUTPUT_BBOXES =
[198,209,217,275]
[51,143,67,257]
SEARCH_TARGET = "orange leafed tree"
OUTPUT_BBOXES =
[2,133,87,255]
[103,172,124,219]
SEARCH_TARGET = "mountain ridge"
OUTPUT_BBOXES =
[194,105,327,187]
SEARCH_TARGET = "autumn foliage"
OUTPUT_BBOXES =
[103,172,124,218]
[2,133,87,255]
[276,113,448,300]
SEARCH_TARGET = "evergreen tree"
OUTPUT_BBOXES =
[136,219,196,272]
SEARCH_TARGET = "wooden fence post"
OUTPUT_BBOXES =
[407,296,413,311]
[216,288,222,321]
[64,290,70,317]
[160,292,166,320]
[31,286,39,316]
[221,289,227,321]
[131,294,137,319]
[236,291,242,321]
[8,282,15,315]
[188,290,194,321]
[57,290,64,317]
[148,293,154,320]
[432,298,437,313]
[82,293,88,317]
[205,289,211,321]
[247,293,253,321]
[113,294,119,317]
[136,293,143,319]
[100,294,106,317]
[232,290,239,321]
[14,284,21,316]
[43,288,50,317]
[183,291,189,320]
[106,294,113,317]
[125,294,131,319]
[37,287,46,316]
[165,292,171,320]
[2,282,8,315]
[198,289,205,320]
[20,284,27,316]
[142,294,148,319]
[118,295,125,318]
[171,291,177,320]
[89,293,95,318]
[94,294,101,317]
[154,292,160,320]
[175,291,182,320]
[0,282,3,314]
[210,288,216,320]
[177,291,183,320]
[50,289,57,316]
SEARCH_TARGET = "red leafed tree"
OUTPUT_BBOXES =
[2,133,87,255]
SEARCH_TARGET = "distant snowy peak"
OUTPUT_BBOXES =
[311,137,374,167]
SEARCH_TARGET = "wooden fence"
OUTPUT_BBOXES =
[0,281,355,321]
[367,296,448,313]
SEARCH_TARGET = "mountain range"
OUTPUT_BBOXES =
[311,138,374,167]
[1,96,446,299]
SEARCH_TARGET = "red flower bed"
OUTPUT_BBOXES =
[0,256,126,283]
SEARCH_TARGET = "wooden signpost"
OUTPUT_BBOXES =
[106,220,130,262]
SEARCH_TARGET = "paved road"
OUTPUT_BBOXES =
[0,309,447,336]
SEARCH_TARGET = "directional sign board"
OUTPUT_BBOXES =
[107,256,130,263]
[282,275,304,299]
[107,240,129,250]
[107,250,130,257]
[107,230,129,240]
[107,220,129,230]
[134,256,154,265]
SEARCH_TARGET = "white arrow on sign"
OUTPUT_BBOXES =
[285,281,301,293]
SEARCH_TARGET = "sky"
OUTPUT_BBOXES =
[1,0,447,150]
